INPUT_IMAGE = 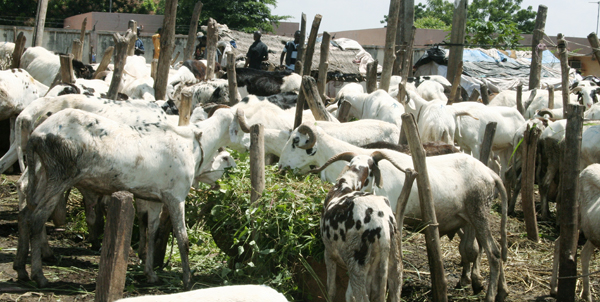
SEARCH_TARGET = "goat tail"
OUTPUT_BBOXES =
[16,116,29,172]
[493,173,508,262]
[25,137,38,210]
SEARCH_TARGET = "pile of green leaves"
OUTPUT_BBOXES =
[188,150,331,298]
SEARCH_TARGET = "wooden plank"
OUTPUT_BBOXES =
[521,124,541,242]
[302,76,335,122]
[302,14,322,76]
[528,5,548,90]
[317,32,330,99]
[10,32,26,69]
[556,104,584,302]
[250,124,265,203]
[93,46,114,79]
[206,18,217,80]
[447,0,467,87]
[379,0,401,91]
[401,113,448,302]
[184,1,203,61]
[227,51,239,105]
[294,13,307,75]
[154,0,178,101]
[107,32,134,100]
[95,191,134,302]
[366,60,378,93]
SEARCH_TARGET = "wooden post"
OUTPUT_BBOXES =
[587,33,600,65]
[10,32,26,69]
[127,20,137,57]
[380,0,401,91]
[184,1,203,61]
[398,27,416,104]
[78,17,87,60]
[59,54,75,84]
[394,168,418,232]
[250,124,265,203]
[366,60,378,93]
[558,34,570,118]
[468,89,480,103]
[72,39,83,61]
[302,14,322,76]
[337,100,351,123]
[294,13,307,75]
[479,122,497,166]
[178,87,193,126]
[448,61,463,104]
[394,0,414,76]
[521,124,541,242]
[398,83,408,145]
[516,84,525,116]
[548,86,555,109]
[107,32,134,100]
[95,191,134,302]
[151,59,158,81]
[401,113,448,302]
[154,0,178,101]
[293,88,306,129]
[302,76,336,122]
[32,0,49,47]
[528,5,548,90]
[93,46,114,79]
[556,104,584,301]
[447,0,468,87]
[480,82,490,105]
[12,27,16,43]
[227,51,239,105]
[317,32,330,99]
[206,18,218,80]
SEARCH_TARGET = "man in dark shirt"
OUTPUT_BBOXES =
[245,31,268,69]
[134,27,145,56]
[280,30,301,71]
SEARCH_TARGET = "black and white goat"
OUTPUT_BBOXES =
[225,67,301,96]
[320,152,402,302]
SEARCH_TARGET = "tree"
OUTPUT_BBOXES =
[414,16,450,31]
[173,0,291,34]
[465,20,522,49]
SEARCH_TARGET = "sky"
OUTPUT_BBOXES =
[270,0,599,39]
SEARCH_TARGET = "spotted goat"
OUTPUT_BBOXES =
[319,151,402,302]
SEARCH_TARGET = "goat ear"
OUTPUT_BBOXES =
[372,163,383,188]
[407,97,416,111]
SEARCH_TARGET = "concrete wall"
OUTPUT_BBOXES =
[0,25,191,65]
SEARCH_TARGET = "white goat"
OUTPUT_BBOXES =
[21,108,204,289]
[115,284,288,302]
[278,125,509,302]
[339,89,404,130]
[550,164,600,302]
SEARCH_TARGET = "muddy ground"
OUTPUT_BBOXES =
[0,172,598,301]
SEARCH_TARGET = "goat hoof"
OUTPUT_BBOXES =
[15,269,30,281]
[472,280,484,295]
[495,288,508,302]
[32,274,49,288]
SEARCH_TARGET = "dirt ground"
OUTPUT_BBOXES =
[0,172,598,302]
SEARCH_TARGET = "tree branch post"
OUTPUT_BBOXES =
[294,13,307,75]
[184,1,203,61]
[10,32,26,69]
[447,0,467,88]
[528,5,548,90]
[302,76,336,122]
[558,34,570,118]
[206,18,218,80]
[521,124,541,242]
[250,124,265,203]
[227,51,239,105]
[380,0,401,91]
[317,32,330,100]
[366,60,379,93]
[302,14,322,76]
[154,0,178,101]
[107,31,134,100]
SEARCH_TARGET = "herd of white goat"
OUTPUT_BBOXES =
[2,41,600,302]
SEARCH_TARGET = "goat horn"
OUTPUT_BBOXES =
[296,124,317,150]
[370,150,407,173]
[236,108,251,133]
[537,108,554,119]
[307,151,359,174]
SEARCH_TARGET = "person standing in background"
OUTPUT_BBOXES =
[134,26,145,56]
[244,31,268,69]
[280,30,301,71]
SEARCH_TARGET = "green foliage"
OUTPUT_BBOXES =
[188,150,330,298]
[414,16,450,31]
[174,0,291,34]
[465,20,523,49]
